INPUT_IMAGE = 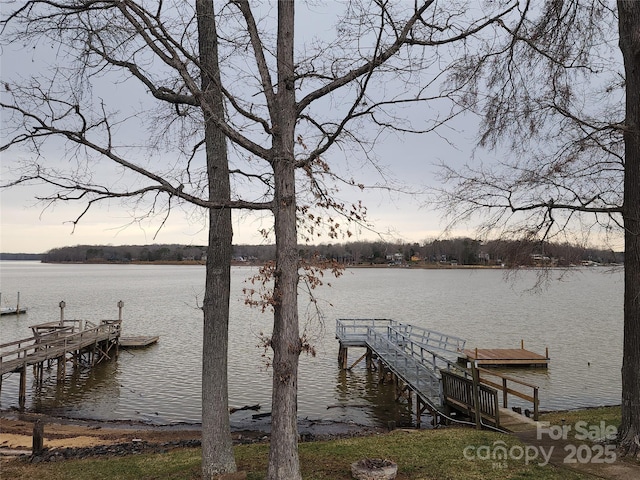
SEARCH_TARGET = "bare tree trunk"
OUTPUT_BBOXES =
[197,0,236,476]
[618,0,640,458]
[267,2,302,479]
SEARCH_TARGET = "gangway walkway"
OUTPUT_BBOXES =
[336,319,540,429]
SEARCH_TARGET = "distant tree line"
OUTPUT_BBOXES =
[0,253,44,261]
[38,238,623,267]
[42,244,207,263]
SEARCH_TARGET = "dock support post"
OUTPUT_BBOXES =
[502,378,508,408]
[416,397,429,428]
[378,363,386,384]
[471,362,482,430]
[338,344,348,369]
[57,355,65,383]
[33,419,44,456]
[19,364,27,409]
[59,300,66,326]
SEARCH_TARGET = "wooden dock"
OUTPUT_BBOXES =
[336,319,542,430]
[462,342,549,367]
[0,301,125,409]
[119,336,159,348]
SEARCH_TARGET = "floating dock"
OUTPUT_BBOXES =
[0,307,27,316]
[0,292,27,315]
[119,336,159,348]
[461,343,549,367]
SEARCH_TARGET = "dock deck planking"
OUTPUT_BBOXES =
[0,308,28,316]
[119,336,159,348]
[462,348,549,367]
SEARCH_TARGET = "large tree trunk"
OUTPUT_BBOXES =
[618,0,640,458]
[267,2,302,479]
[197,0,237,476]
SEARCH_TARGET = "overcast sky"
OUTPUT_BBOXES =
[0,1,623,254]
[0,127,473,253]
[0,2,483,254]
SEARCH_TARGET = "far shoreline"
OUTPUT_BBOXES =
[20,259,618,270]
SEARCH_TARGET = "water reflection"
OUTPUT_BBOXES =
[31,360,121,417]
[334,356,415,428]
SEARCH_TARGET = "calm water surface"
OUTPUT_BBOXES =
[0,262,623,428]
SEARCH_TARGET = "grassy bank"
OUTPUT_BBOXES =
[1,406,626,480]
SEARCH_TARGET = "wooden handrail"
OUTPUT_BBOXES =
[477,366,539,389]
[476,366,540,420]
[441,370,501,426]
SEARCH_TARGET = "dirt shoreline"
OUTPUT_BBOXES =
[2,404,623,454]
[0,410,385,456]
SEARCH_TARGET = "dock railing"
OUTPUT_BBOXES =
[476,367,540,420]
[366,326,443,405]
[335,318,396,345]
[385,326,466,377]
[441,370,501,426]
[399,324,466,356]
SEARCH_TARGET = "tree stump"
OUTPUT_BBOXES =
[32,419,44,455]
[351,458,398,480]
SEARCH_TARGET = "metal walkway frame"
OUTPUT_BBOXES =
[336,319,469,420]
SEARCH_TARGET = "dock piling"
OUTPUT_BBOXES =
[33,419,44,455]
[19,364,27,409]
[59,301,66,326]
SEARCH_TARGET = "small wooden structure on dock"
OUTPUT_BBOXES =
[461,341,549,367]
[0,301,125,409]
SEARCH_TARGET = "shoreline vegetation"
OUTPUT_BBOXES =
[2,405,639,479]
[0,237,624,268]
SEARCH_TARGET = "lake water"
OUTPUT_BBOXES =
[0,261,623,428]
